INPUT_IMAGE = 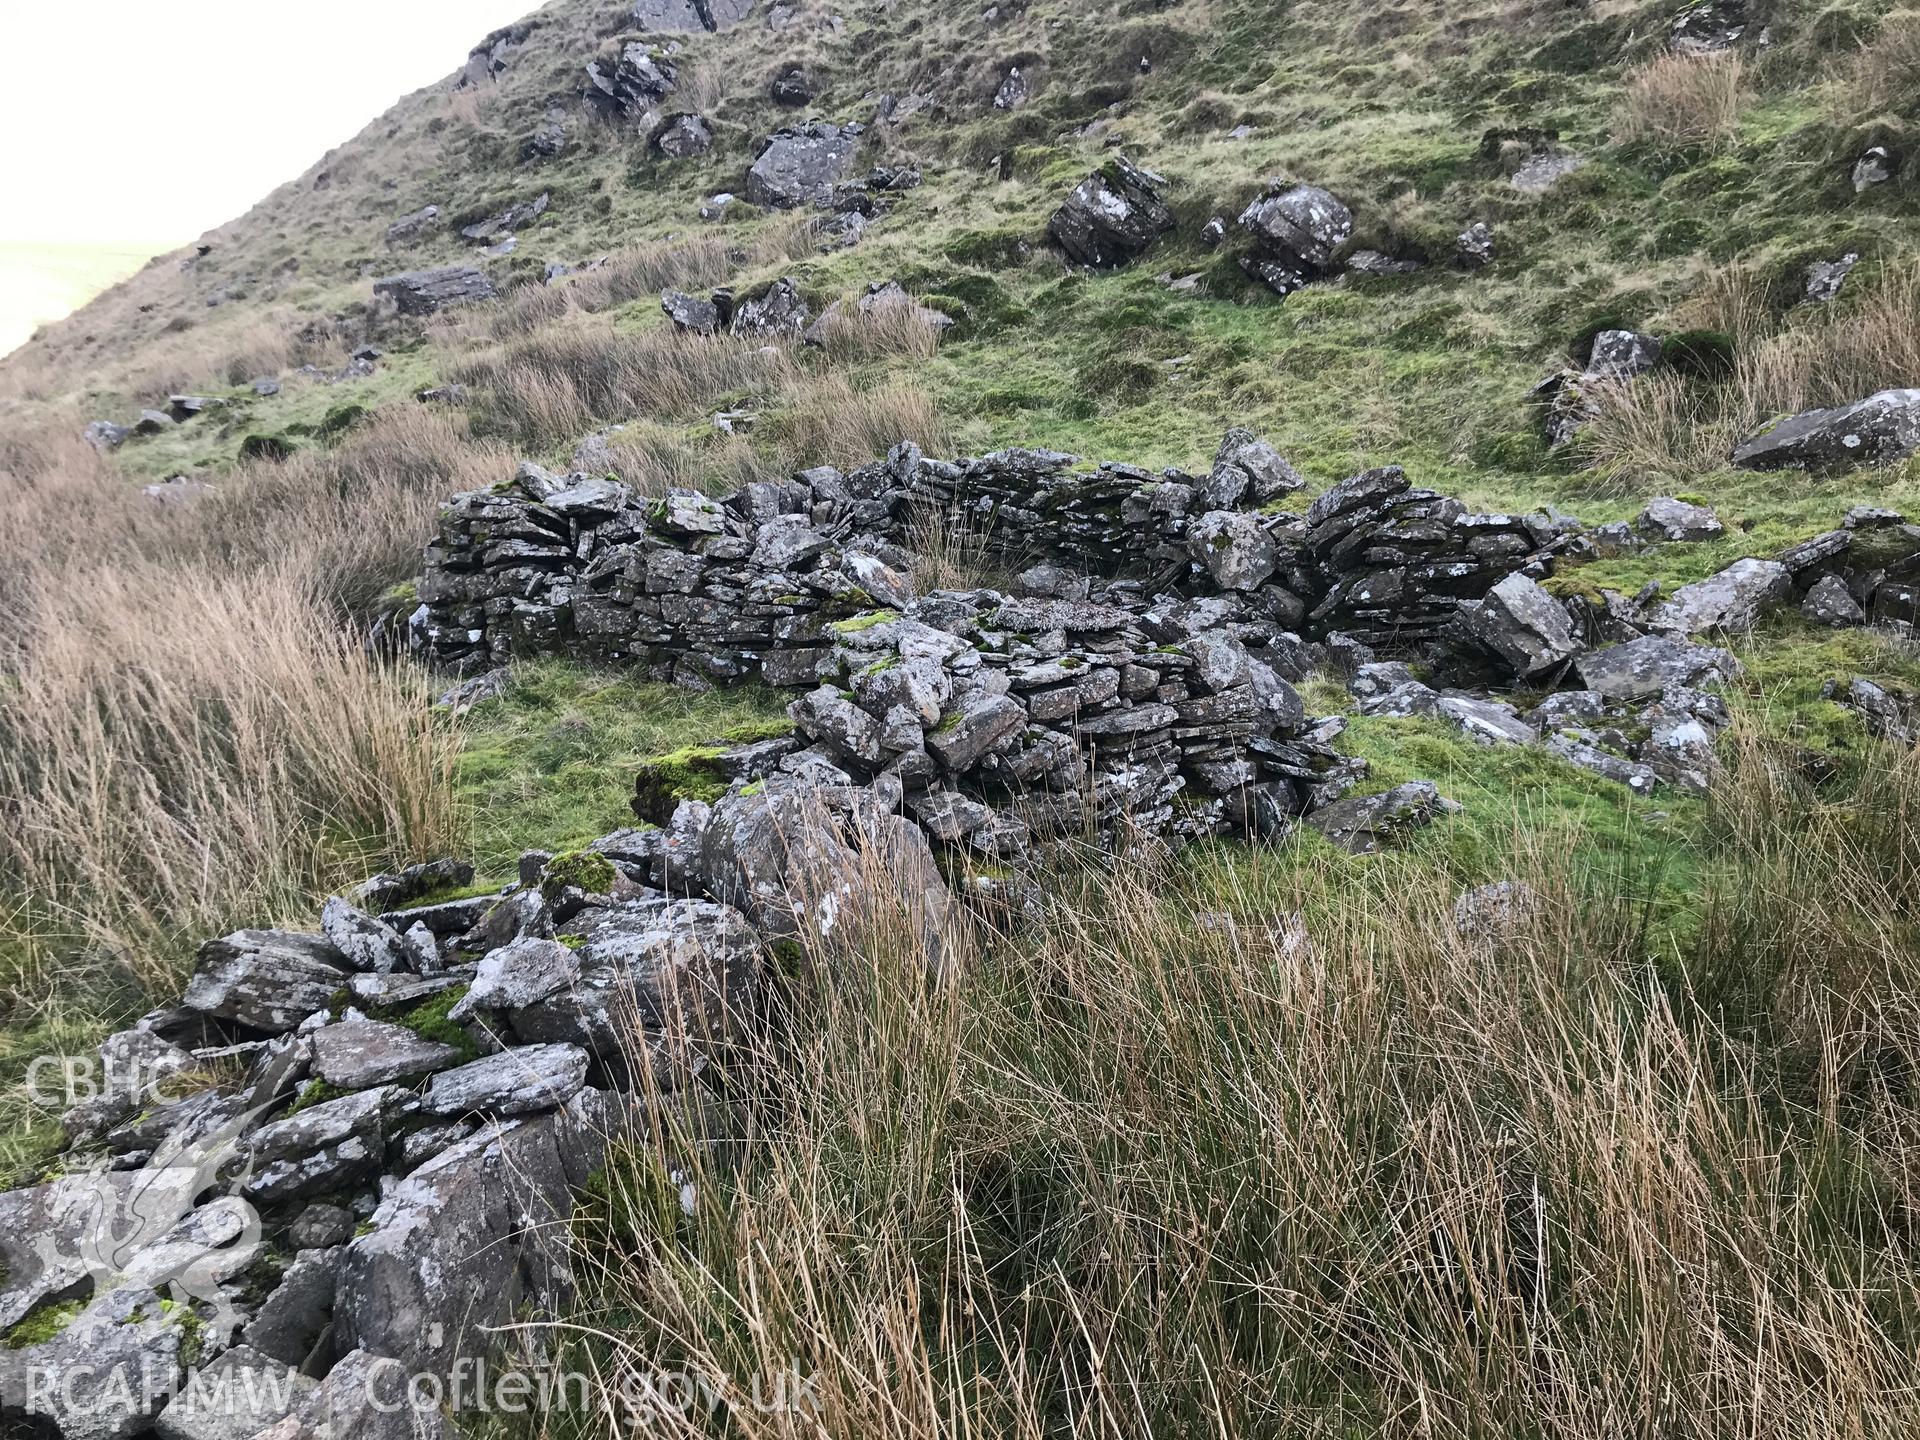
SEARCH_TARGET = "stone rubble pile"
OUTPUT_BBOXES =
[0,855,765,1440]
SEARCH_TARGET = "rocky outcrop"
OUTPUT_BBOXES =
[1731,389,1920,470]
[460,21,536,88]
[1237,181,1353,295]
[373,266,497,316]
[585,44,677,118]
[1048,156,1176,268]
[653,112,713,157]
[632,0,754,31]
[745,121,860,208]
[1671,0,1747,51]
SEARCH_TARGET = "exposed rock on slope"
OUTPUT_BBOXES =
[1048,155,1176,268]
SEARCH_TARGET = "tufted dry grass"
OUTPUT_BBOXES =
[550,716,1920,1439]
[1614,51,1746,151]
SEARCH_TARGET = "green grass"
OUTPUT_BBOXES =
[454,659,791,874]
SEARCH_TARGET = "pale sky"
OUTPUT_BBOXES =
[0,1,539,352]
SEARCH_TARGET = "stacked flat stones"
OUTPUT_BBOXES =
[1289,465,1581,647]
[413,430,1571,684]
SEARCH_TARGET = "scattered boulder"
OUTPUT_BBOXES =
[84,419,132,450]
[309,1019,462,1089]
[1587,329,1662,379]
[731,276,812,338]
[386,205,441,247]
[1306,781,1450,854]
[1802,573,1867,626]
[1806,252,1859,303]
[373,266,497,316]
[662,288,722,334]
[183,931,350,1033]
[1048,155,1176,268]
[1187,510,1278,591]
[1650,557,1793,634]
[585,44,677,118]
[745,121,860,208]
[1853,144,1895,193]
[1731,389,1920,470]
[1511,150,1584,193]
[1635,496,1723,542]
[1575,635,1740,700]
[1457,220,1495,268]
[1237,181,1352,295]
[1202,426,1304,508]
[653,111,714,157]
[994,65,1032,110]
[770,64,814,106]
[459,192,549,243]
[1457,573,1583,679]
[1670,0,1747,52]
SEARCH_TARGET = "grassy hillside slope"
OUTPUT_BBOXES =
[3,0,1920,1432]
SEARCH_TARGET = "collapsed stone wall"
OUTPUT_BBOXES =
[414,429,1578,686]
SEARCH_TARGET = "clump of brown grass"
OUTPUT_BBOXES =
[1580,262,1920,485]
[1833,10,1920,113]
[1614,51,1746,150]
[454,325,804,445]
[758,373,951,472]
[804,298,946,365]
[0,410,472,992]
[0,559,458,991]
[553,721,1920,1436]
[598,424,782,497]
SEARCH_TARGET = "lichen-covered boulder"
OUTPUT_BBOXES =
[1650,557,1794,634]
[1457,573,1583,678]
[1047,155,1176,268]
[1731,389,1920,470]
[745,121,860,208]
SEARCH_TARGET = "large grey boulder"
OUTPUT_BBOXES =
[698,779,955,972]
[373,266,497,316]
[653,111,713,157]
[1650,557,1793,634]
[319,898,406,974]
[1202,426,1304,508]
[1732,389,1920,470]
[0,1285,183,1440]
[731,276,812,338]
[1575,635,1740,700]
[483,901,764,1072]
[1458,573,1582,678]
[1671,0,1747,51]
[334,1110,603,1380]
[245,1086,398,1203]
[1802,574,1867,626]
[183,932,350,1033]
[1437,693,1538,747]
[1636,496,1723,542]
[1306,781,1449,854]
[154,1344,315,1440]
[1047,155,1176,268]
[1586,329,1662,379]
[1238,182,1353,274]
[745,122,860,208]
